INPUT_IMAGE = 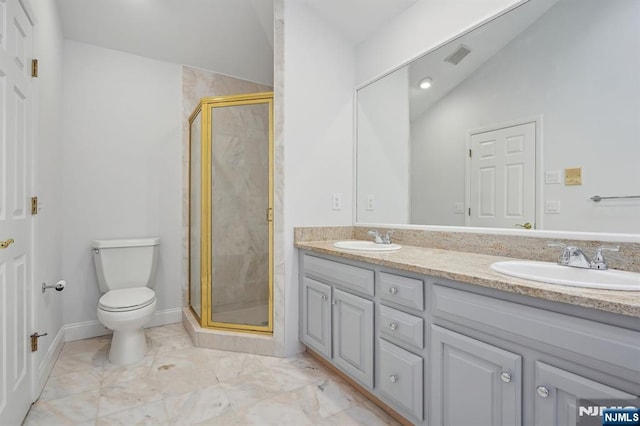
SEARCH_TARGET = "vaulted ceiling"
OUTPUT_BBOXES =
[56,0,418,85]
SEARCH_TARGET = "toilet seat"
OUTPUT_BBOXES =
[99,287,156,312]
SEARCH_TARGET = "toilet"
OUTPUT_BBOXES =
[92,237,160,365]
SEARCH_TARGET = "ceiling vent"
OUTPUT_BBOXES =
[445,44,472,66]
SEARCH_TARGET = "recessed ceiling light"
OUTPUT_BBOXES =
[419,77,432,89]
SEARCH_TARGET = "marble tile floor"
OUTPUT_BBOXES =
[23,323,400,426]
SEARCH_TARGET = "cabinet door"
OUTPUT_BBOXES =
[333,288,374,388]
[301,277,332,358]
[431,326,522,426]
[534,362,637,426]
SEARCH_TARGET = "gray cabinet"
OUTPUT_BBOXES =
[300,255,374,389]
[533,362,637,426]
[431,325,522,426]
[379,338,423,420]
[301,277,331,358]
[333,288,374,388]
[299,250,640,426]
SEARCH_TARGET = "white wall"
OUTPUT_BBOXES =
[357,67,410,223]
[356,0,522,86]
[61,41,183,337]
[410,0,640,232]
[282,0,355,354]
[31,0,65,393]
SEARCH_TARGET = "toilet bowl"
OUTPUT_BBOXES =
[92,238,160,365]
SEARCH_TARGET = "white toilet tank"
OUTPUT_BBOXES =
[92,238,160,293]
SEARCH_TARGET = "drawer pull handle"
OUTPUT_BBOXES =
[388,287,398,295]
[536,385,549,398]
[500,372,512,383]
[389,374,398,383]
[389,322,398,331]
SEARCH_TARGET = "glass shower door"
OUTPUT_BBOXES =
[209,100,272,330]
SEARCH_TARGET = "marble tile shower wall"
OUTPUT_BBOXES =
[181,66,272,311]
[211,104,270,312]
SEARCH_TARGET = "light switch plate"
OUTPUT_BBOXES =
[366,195,374,211]
[545,170,561,184]
[545,200,561,214]
[332,193,342,210]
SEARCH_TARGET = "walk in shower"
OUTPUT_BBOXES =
[189,92,273,333]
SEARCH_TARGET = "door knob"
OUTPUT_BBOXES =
[0,238,15,249]
[515,223,532,230]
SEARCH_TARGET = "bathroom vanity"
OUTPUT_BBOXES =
[296,242,640,426]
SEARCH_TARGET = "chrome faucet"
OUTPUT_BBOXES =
[367,230,395,245]
[547,242,619,270]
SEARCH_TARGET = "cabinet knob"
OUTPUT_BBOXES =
[388,287,398,295]
[331,299,337,305]
[536,385,550,398]
[500,372,512,383]
[321,295,327,301]
[389,375,398,383]
[389,322,398,331]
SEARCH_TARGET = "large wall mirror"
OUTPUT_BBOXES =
[356,0,640,234]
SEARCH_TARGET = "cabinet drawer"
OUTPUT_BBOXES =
[379,272,424,311]
[379,305,424,349]
[378,339,423,420]
[433,285,640,374]
[304,255,374,296]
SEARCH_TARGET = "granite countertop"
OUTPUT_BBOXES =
[295,240,640,318]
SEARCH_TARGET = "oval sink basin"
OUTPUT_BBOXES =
[491,261,640,291]
[333,240,402,251]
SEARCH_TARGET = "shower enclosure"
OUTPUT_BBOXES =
[189,92,273,333]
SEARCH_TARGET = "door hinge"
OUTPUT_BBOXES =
[468,207,471,216]
[469,148,472,158]
[31,59,38,78]
[31,196,38,215]
[266,207,273,222]
[30,332,47,352]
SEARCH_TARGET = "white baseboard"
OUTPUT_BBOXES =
[63,307,183,342]
[35,327,65,397]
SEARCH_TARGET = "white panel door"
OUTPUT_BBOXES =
[469,122,535,229]
[0,0,34,424]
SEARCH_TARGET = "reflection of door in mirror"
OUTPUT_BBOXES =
[468,122,535,229]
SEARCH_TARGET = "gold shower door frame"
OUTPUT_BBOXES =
[188,92,274,334]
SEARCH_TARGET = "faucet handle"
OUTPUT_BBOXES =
[592,246,620,270]
[367,230,384,244]
[596,245,620,253]
[382,230,395,244]
[548,242,570,264]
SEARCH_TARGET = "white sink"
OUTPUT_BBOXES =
[491,260,640,291]
[333,240,402,252]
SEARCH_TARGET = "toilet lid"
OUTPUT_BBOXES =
[99,288,156,312]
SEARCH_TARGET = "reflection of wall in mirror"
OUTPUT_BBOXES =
[410,0,640,233]
[357,67,410,224]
